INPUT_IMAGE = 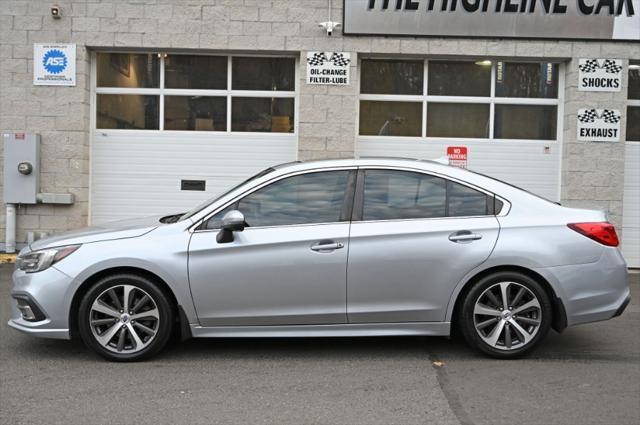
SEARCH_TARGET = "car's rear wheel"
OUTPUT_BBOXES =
[77,274,173,361]
[459,271,552,359]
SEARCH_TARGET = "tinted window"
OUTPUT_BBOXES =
[428,61,491,97]
[362,170,491,221]
[207,171,350,228]
[97,53,159,88]
[363,171,447,221]
[448,181,489,217]
[361,60,423,95]
[232,57,295,91]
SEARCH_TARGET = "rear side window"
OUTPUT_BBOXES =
[206,170,351,228]
[362,170,494,221]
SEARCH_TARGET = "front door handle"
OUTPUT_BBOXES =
[448,232,483,243]
[310,241,344,252]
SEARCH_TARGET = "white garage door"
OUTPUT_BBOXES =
[90,52,298,225]
[622,142,640,267]
[356,59,563,201]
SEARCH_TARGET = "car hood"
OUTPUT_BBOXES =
[29,216,163,251]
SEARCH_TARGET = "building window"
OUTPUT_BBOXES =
[359,59,560,141]
[627,60,640,142]
[95,53,296,133]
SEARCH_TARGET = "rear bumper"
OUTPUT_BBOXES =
[534,248,630,327]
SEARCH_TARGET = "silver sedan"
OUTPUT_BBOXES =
[9,158,630,361]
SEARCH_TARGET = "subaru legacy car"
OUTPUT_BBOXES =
[9,158,630,361]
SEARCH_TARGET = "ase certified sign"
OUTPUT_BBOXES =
[577,108,621,142]
[33,43,76,86]
[306,52,351,85]
[578,59,623,92]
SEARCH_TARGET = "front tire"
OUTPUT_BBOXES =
[77,274,174,361]
[459,271,552,359]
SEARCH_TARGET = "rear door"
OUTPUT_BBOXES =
[347,168,500,323]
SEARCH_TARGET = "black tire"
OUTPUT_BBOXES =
[459,271,552,359]
[77,273,174,362]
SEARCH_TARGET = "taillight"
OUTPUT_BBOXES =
[567,222,619,247]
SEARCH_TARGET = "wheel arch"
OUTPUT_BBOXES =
[68,266,185,340]
[449,265,567,334]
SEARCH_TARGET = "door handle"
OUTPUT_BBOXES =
[448,232,483,243]
[310,241,344,252]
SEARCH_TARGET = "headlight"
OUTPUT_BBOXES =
[16,245,81,273]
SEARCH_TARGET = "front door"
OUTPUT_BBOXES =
[347,169,500,323]
[188,169,355,326]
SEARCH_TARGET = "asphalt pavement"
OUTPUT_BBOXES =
[1,264,638,425]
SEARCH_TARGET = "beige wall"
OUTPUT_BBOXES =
[0,0,637,247]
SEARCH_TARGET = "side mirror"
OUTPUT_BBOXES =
[216,210,245,243]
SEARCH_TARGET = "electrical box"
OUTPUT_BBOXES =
[3,133,40,204]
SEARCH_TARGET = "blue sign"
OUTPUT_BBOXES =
[42,49,67,74]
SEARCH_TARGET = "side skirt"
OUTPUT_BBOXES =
[190,322,450,338]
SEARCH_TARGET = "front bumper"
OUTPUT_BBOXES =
[8,266,73,340]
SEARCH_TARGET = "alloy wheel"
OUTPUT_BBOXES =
[473,281,542,351]
[89,284,160,354]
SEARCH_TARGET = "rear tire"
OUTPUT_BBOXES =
[459,271,552,359]
[77,274,174,362]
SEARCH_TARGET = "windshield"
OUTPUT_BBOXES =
[179,167,275,221]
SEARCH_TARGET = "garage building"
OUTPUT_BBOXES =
[0,0,639,266]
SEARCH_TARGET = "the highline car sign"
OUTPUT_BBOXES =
[343,0,640,40]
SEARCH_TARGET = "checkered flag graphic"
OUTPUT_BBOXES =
[307,52,327,66]
[579,59,622,74]
[577,109,598,123]
[330,53,351,67]
[602,60,623,74]
[579,59,599,73]
[601,109,621,124]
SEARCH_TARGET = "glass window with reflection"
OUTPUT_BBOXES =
[359,101,422,137]
[361,60,423,95]
[231,98,294,132]
[206,171,350,228]
[495,62,558,98]
[97,53,159,88]
[164,55,227,90]
[164,96,226,131]
[427,103,489,138]
[97,94,159,129]
[232,57,295,91]
[428,61,491,97]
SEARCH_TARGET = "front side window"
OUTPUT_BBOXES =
[362,170,492,221]
[206,171,350,228]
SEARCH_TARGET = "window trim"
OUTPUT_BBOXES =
[357,58,563,142]
[351,166,510,224]
[628,61,640,142]
[93,51,298,134]
[192,167,359,232]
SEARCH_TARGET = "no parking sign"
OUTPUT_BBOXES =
[447,146,467,168]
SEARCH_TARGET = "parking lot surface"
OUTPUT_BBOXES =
[1,264,638,425]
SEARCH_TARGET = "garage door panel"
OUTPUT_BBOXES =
[91,132,297,225]
[622,142,640,267]
[356,137,561,201]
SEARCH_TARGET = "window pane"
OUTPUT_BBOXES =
[165,55,227,89]
[96,53,159,88]
[231,98,294,132]
[359,101,422,137]
[232,57,295,91]
[428,61,491,97]
[448,182,488,217]
[361,60,423,95]
[234,171,349,227]
[97,94,159,129]
[495,62,558,98]
[427,103,489,138]
[363,170,446,221]
[164,96,226,131]
[494,105,557,140]
[627,106,640,141]
[630,60,640,100]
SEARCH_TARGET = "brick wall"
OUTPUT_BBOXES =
[0,0,637,247]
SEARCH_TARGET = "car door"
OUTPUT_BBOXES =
[188,169,356,327]
[347,168,500,323]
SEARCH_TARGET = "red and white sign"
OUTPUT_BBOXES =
[447,146,467,168]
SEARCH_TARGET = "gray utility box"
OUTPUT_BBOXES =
[3,133,40,204]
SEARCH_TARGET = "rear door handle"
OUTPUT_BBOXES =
[448,232,483,243]
[310,241,344,252]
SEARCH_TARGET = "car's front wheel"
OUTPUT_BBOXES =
[77,274,174,361]
[459,271,552,359]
